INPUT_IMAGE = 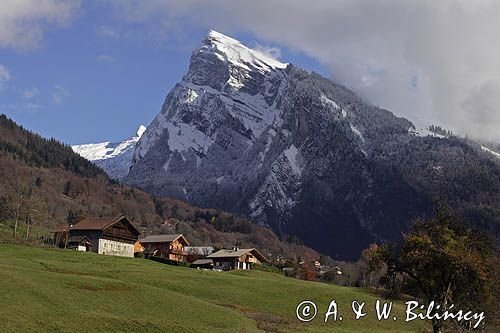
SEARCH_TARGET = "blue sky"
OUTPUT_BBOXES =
[0,2,328,145]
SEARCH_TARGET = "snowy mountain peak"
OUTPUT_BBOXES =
[202,30,288,71]
[182,30,289,92]
[195,30,288,72]
[131,31,292,165]
[72,125,146,180]
[206,30,241,45]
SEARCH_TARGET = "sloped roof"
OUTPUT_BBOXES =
[192,259,214,265]
[52,224,70,233]
[70,216,140,234]
[71,217,117,230]
[207,248,268,262]
[140,234,189,245]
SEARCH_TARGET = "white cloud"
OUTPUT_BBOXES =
[103,0,500,142]
[23,87,39,99]
[254,44,281,60]
[0,0,80,50]
[52,84,69,105]
[97,54,114,63]
[0,64,10,91]
[26,102,41,110]
[95,25,120,38]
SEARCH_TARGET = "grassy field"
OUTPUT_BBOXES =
[0,244,428,332]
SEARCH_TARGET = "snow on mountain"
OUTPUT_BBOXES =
[72,125,146,180]
[132,30,289,166]
[320,93,341,110]
[408,126,445,138]
[202,30,287,86]
[481,145,500,159]
[283,144,303,175]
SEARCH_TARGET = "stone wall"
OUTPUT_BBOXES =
[98,238,134,257]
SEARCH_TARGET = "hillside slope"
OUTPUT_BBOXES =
[0,114,317,261]
[0,244,428,333]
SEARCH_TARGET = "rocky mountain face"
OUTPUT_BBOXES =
[124,31,500,259]
[72,125,146,180]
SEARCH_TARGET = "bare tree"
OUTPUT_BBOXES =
[7,179,28,239]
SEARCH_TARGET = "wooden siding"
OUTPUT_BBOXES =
[143,239,186,262]
[101,218,139,244]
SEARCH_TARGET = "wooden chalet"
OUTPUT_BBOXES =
[52,216,140,258]
[139,234,189,262]
[207,247,268,270]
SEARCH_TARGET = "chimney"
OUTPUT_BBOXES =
[231,246,239,251]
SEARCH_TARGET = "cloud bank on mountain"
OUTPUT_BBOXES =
[104,0,500,143]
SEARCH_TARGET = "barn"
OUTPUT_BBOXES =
[53,216,140,258]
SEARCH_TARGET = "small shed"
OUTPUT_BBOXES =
[191,259,214,269]
[66,236,92,252]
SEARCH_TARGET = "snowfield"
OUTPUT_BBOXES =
[71,125,146,179]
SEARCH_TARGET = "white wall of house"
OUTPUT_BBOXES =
[98,239,134,257]
[77,245,87,252]
[235,262,250,270]
[214,260,252,270]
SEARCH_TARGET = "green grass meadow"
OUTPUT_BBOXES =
[0,244,428,332]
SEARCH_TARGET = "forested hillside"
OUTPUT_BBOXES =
[0,114,317,261]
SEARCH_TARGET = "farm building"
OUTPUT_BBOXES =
[190,259,214,269]
[52,216,140,258]
[207,247,268,270]
[66,236,92,252]
[139,234,189,262]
